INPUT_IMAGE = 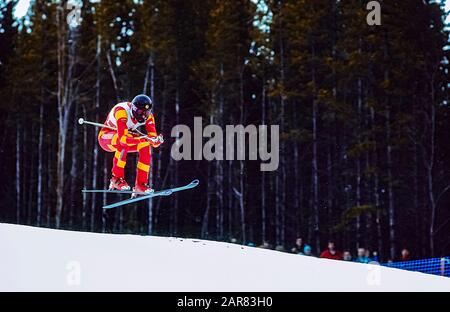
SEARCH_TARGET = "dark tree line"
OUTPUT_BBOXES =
[0,0,449,260]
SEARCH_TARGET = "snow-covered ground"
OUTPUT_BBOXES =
[0,223,449,291]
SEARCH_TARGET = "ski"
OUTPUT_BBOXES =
[102,179,199,209]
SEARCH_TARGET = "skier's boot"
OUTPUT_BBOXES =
[132,182,154,198]
[109,176,131,191]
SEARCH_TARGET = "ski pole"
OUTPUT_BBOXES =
[78,118,116,131]
[78,117,155,141]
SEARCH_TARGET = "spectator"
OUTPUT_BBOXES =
[371,251,379,262]
[299,244,313,256]
[291,237,304,254]
[320,240,343,260]
[355,248,371,263]
[275,245,286,252]
[401,248,411,261]
[343,251,352,261]
[258,241,272,249]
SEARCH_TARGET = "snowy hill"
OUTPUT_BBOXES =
[0,223,449,291]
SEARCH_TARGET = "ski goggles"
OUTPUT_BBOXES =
[132,105,152,120]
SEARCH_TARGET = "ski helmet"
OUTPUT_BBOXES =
[131,94,153,123]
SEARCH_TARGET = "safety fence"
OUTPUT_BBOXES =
[382,257,450,277]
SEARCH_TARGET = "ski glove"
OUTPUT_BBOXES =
[147,134,164,148]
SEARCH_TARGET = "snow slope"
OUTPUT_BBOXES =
[0,223,449,291]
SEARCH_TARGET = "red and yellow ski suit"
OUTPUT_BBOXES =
[98,102,159,185]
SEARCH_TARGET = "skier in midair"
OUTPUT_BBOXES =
[98,94,163,194]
